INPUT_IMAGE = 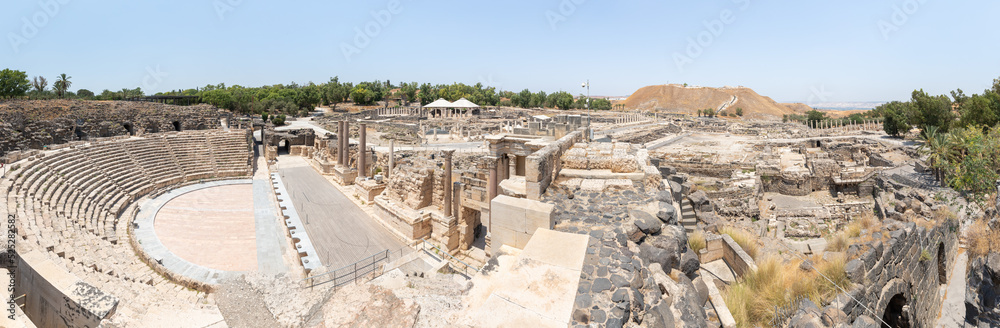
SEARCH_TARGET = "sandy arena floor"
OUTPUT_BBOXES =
[154,184,257,271]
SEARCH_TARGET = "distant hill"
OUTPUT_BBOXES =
[624,84,812,118]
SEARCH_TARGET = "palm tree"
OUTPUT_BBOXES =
[32,76,47,93]
[54,73,71,98]
[919,126,951,186]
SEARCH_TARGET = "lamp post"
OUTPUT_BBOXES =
[581,80,591,140]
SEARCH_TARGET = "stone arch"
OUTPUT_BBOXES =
[937,242,946,284]
[875,278,910,326]
[881,293,911,328]
[123,123,135,136]
[172,121,182,132]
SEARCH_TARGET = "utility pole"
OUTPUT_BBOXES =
[582,80,591,140]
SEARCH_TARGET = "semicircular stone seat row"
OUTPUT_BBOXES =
[2,129,253,309]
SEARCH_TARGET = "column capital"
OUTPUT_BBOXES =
[484,156,499,169]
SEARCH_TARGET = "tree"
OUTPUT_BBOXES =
[958,94,998,128]
[32,76,47,92]
[76,89,94,99]
[735,107,743,117]
[0,69,30,99]
[53,73,72,98]
[703,108,715,118]
[806,110,826,123]
[911,89,954,133]
[550,91,574,110]
[400,82,418,106]
[878,101,912,137]
[350,86,376,105]
[950,88,969,106]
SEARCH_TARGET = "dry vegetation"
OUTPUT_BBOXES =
[719,226,760,260]
[724,255,849,328]
[688,230,706,254]
[967,218,1000,259]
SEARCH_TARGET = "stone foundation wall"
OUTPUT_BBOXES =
[0,100,231,157]
[838,220,958,327]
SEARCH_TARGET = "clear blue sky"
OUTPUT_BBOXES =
[4,1,999,103]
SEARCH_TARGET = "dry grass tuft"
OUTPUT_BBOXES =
[689,230,707,254]
[719,226,760,260]
[827,233,849,252]
[724,255,850,328]
[967,218,1000,259]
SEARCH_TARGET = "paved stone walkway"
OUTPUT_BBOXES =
[276,157,404,271]
[936,249,968,327]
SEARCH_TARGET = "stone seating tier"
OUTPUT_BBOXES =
[6,129,253,298]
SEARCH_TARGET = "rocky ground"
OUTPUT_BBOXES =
[543,181,712,327]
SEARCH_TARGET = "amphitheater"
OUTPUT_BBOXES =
[0,99,994,327]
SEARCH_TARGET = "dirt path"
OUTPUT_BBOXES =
[936,249,968,327]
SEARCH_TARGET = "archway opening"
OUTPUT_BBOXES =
[123,123,134,136]
[881,293,911,328]
[278,139,290,155]
[172,121,182,132]
[938,243,946,284]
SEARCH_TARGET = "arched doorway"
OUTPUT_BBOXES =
[123,123,134,136]
[172,121,182,132]
[938,243,946,284]
[881,294,911,328]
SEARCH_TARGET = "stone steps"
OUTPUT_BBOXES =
[680,199,698,232]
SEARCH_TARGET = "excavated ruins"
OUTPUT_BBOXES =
[1,100,995,327]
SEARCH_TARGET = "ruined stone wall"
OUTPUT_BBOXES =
[0,100,231,157]
[525,129,584,199]
[384,165,435,209]
[761,173,814,196]
[15,251,118,328]
[837,220,958,327]
[660,160,750,178]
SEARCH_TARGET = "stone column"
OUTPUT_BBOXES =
[453,181,462,220]
[443,150,454,217]
[338,121,345,166]
[388,139,394,177]
[487,156,498,202]
[358,123,367,177]
[500,155,510,180]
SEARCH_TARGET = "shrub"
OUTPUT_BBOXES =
[919,249,932,262]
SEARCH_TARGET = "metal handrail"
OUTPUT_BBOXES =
[301,249,390,288]
[419,239,479,277]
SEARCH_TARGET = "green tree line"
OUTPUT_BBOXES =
[876,76,1000,203]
